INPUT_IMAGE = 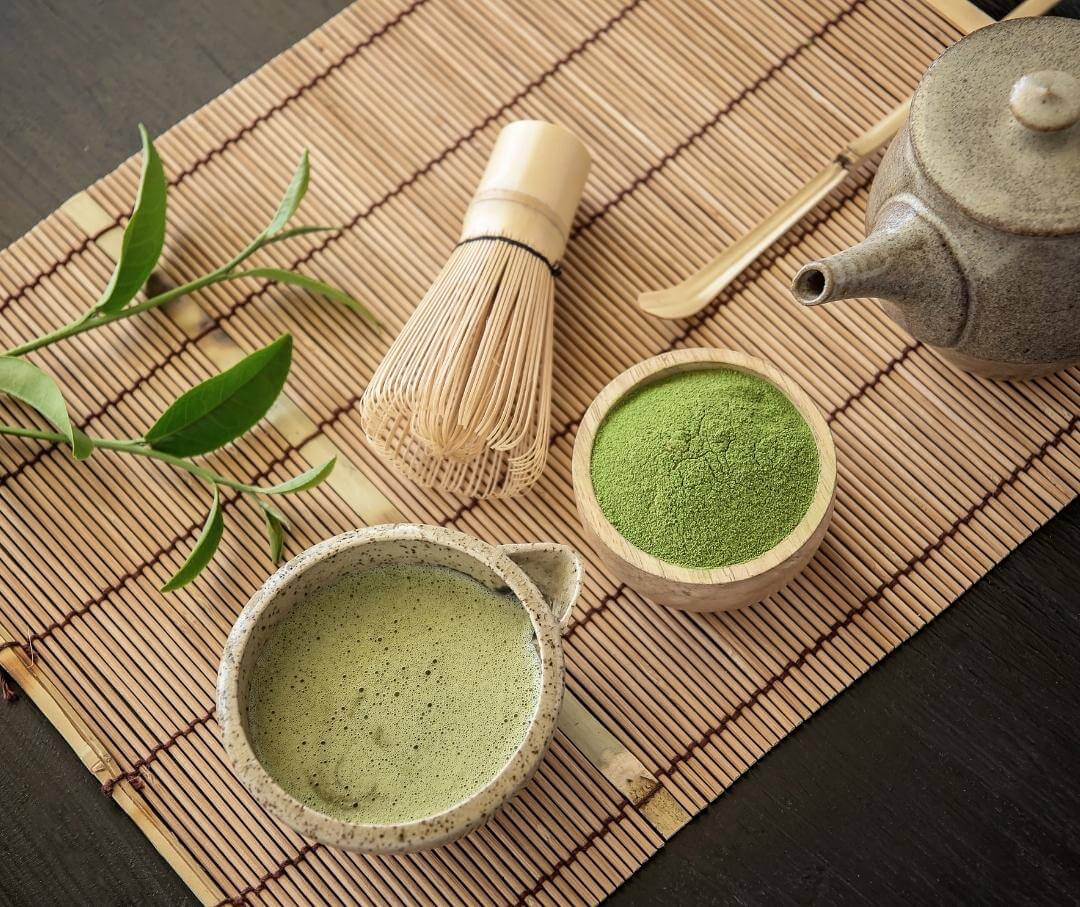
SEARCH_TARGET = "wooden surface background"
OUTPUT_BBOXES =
[0,0,1077,904]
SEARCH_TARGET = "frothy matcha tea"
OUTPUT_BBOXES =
[248,564,541,825]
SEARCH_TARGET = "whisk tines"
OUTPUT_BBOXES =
[361,121,590,499]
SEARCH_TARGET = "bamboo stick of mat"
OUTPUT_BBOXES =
[0,637,226,903]
[637,0,1061,319]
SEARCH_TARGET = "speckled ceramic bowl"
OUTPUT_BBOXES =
[216,523,583,854]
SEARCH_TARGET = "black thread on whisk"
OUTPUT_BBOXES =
[455,235,563,277]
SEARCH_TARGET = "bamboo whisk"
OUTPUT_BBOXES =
[361,121,591,498]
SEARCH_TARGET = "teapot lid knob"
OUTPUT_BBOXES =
[1010,69,1080,133]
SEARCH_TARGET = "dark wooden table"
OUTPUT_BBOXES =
[1,1,1077,904]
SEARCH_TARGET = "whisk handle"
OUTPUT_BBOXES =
[461,120,591,265]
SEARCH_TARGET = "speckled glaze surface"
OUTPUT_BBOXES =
[793,18,1080,379]
[216,524,583,854]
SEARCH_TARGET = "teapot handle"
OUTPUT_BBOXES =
[498,543,583,632]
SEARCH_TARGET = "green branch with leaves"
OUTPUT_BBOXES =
[0,125,378,591]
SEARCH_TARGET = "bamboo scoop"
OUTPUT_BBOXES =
[637,0,1058,320]
[637,106,906,319]
[361,120,590,499]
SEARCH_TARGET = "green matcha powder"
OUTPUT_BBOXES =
[590,367,819,570]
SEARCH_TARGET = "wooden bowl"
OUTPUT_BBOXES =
[571,349,836,612]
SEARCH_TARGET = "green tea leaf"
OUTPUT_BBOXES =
[70,426,93,459]
[144,334,292,457]
[161,487,223,592]
[94,125,167,316]
[264,151,310,237]
[258,457,335,495]
[261,224,338,246]
[258,499,289,526]
[258,500,288,563]
[236,268,380,331]
[0,357,93,459]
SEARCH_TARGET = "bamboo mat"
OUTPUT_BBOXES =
[1,0,1077,903]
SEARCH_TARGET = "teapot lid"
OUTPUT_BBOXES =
[909,17,1080,236]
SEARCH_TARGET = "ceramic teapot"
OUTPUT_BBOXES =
[791,17,1080,379]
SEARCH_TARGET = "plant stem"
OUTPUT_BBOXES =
[1,225,284,359]
[3,269,235,357]
[0,425,67,442]
[3,222,348,360]
[0,424,264,494]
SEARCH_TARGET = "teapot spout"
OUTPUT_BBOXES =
[791,199,967,348]
[792,222,910,307]
[792,235,895,307]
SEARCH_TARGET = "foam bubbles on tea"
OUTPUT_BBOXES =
[247,564,542,825]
